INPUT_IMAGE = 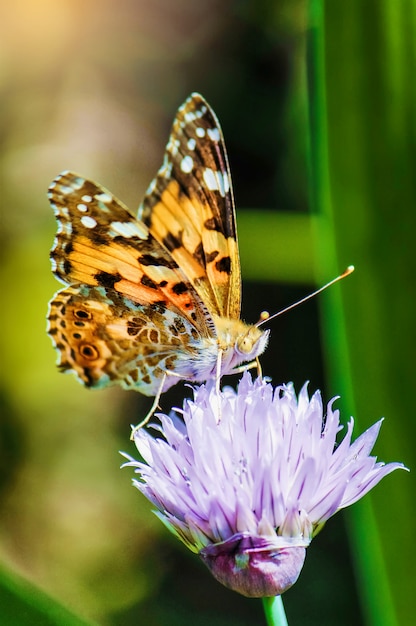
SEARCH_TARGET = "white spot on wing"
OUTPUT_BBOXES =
[56,207,69,220]
[159,154,173,178]
[58,184,76,195]
[203,168,217,191]
[203,168,229,197]
[184,111,197,123]
[109,221,148,239]
[187,138,196,150]
[223,171,230,194]
[77,203,88,212]
[168,138,180,156]
[81,216,97,229]
[95,192,113,203]
[146,178,157,195]
[196,127,205,138]
[207,128,220,142]
[82,195,93,202]
[165,161,173,177]
[180,155,193,173]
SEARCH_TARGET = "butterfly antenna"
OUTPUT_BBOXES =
[256,265,355,328]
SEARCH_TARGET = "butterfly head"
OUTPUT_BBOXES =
[235,324,269,360]
[213,316,269,372]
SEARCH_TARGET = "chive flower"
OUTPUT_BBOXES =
[122,373,406,597]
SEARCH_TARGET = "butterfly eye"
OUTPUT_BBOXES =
[79,344,99,360]
[236,326,265,356]
[237,335,254,355]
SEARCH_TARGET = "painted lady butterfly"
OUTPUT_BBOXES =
[47,93,269,397]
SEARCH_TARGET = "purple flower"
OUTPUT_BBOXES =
[122,373,406,597]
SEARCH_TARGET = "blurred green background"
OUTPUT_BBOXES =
[0,0,414,624]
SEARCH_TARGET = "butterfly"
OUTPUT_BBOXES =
[47,93,269,398]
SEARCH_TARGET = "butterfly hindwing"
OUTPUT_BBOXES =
[47,285,209,396]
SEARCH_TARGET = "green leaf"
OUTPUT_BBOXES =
[0,563,94,626]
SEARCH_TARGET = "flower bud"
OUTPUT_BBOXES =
[200,533,306,598]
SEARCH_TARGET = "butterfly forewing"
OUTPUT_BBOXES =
[139,93,241,319]
[48,171,211,334]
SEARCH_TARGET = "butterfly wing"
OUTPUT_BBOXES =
[138,93,241,319]
[48,171,213,336]
[47,285,209,396]
[47,170,221,392]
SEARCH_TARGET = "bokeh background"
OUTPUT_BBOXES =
[0,1,415,624]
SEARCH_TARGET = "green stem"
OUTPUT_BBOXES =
[262,596,288,626]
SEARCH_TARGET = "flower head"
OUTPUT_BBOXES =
[122,373,406,597]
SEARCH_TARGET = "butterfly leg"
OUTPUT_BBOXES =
[256,356,262,377]
[231,359,259,375]
[212,349,223,424]
[130,373,167,438]
[215,349,223,395]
